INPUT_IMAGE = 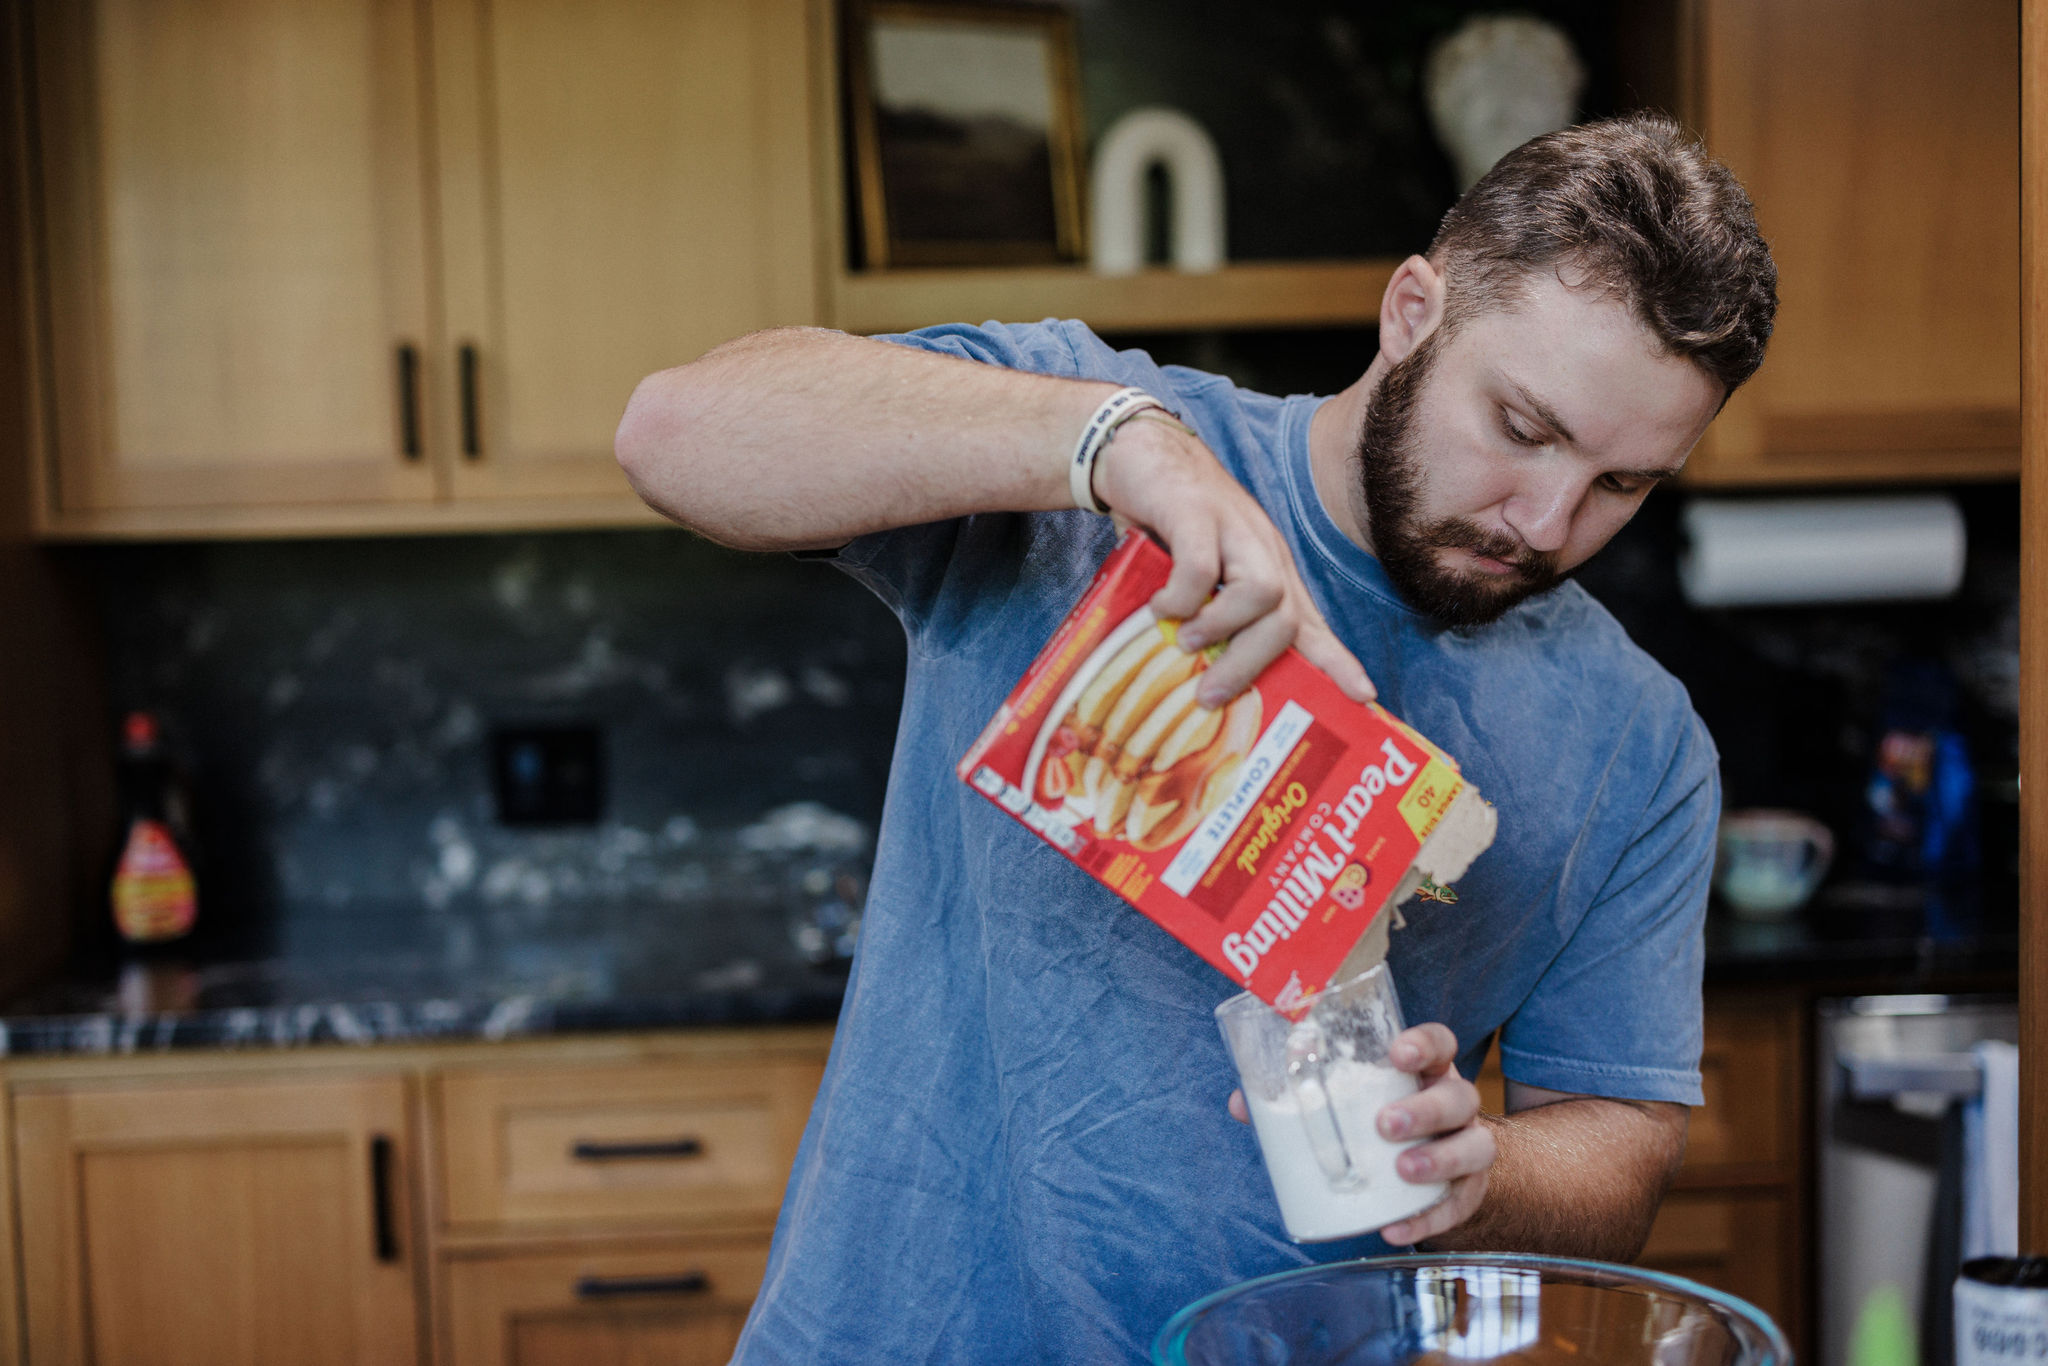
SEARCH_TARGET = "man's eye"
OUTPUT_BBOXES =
[1600,474,1644,495]
[1499,410,1542,447]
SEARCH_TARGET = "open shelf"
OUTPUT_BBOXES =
[827,259,1399,335]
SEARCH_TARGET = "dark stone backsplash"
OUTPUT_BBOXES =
[1575,481,2024,920]
[67,460,2024,986]
[76,530,906,985]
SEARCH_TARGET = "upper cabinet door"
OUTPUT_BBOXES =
[1685,0,2020,485]
[30,0,440,518]
[431,0,823,504]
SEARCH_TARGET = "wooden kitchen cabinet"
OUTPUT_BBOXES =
[1678,0,2020,485]
[1475,988,1807,1353]
[1642,990,1806,1352]
[0,1007,1818,1362]
[25,0,441,521]
[428,1043,825,1366]
[0,1028,833,1365]
[442,1237,769,1366]
[428,0,821,508]
[11,1070,424,1366]
[433,1053,824,1232]
[20,0,825,537]
[1639,1188,1800,1316]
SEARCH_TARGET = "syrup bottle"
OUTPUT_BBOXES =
[109,711,199,947]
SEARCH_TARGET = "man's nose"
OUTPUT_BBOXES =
[1502,468,1584,555]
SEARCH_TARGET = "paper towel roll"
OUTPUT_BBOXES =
[1677,495,1966,607]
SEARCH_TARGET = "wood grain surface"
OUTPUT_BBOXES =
[2020,0,2046,1255]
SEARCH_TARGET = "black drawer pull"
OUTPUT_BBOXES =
[575,1272,709,1300]
[396,345,421,459]
[570,1137,704,1161]
[370,1134,400,1263]
[458,342,481,458]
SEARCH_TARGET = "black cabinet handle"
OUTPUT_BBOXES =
[396,345,421,459]
[574,1273,709,1300]
[458,342,481,458]
[570,1137,704,1161]
[370,1135,400,1263]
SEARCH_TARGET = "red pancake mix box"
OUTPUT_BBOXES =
[958,530,1496,1014]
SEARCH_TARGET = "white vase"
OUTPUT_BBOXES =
[1089,107,1227,276]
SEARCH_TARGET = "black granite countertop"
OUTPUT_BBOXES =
[0,900,2017,1059]
[0,940,848,1059]
[1703,898,2020,991]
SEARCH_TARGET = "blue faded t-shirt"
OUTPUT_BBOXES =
[733,320,1718,1364]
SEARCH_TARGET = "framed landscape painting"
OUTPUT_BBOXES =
[846,1,1087,268]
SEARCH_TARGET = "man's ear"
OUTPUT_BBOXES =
[1378,255,1446,364]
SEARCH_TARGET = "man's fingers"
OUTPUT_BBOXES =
[1175,576,1283,654]
[1388,1023,1459,1075]
[1292,614,1377,704]
[1195,610,1293,706]
[1228,1088,1248,1124]
[1131,465,1377,710]
[1150,526,1220,620]
[1394,1117,1496,1185]
[1379,1172,1490,1248]
[1378,1072,1480,1142]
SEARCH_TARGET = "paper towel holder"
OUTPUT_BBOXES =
[1677,493,1968,608]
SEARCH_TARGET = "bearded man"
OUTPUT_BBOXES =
[616,113,1779,1363]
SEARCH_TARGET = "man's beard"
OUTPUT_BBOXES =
[1353,334,1565,627]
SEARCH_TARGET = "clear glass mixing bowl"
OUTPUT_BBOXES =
[1154,1253,1791,1366]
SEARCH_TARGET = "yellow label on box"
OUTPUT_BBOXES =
[1397,757,1461,842]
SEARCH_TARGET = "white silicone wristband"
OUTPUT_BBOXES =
[1069,387,1173,514]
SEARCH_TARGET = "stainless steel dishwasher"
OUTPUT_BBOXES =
[1819,993,2020,1366]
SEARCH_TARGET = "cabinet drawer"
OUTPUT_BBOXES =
[442,1236,769,1366]
[1638,1190,1795,1335]
[434,1057,823,1230]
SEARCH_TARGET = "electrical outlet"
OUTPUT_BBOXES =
[491,725,603,825]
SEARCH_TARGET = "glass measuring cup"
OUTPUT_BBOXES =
[1215,964,1445,1242]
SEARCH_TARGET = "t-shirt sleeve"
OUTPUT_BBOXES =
[821,320,1123,647]
[868,318,1096,375]
[1495,706,1720,1106]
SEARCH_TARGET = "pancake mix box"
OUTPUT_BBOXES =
[958,530,1495,1014]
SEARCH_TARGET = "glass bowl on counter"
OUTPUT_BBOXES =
[1155,1253,1789,1366]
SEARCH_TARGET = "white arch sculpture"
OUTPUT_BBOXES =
[1089,107,1227,276]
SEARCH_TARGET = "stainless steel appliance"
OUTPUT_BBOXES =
[1819,994,2020,1366]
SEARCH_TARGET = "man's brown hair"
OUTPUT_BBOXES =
[1427,112,1778,394]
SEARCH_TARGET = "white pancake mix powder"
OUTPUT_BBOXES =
[1243,1053,1446,1242]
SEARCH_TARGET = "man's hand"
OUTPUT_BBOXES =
[1093,415,1375,708]
[1228,1030,1690,1259]
[1371,1024,1493,1245]
[1226,1022,1491,1245]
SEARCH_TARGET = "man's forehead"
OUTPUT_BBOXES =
[1452,282,1722,455]
[1454,268,1663,363]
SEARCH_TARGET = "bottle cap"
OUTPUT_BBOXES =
[121,712,159,752]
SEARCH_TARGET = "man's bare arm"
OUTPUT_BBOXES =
[1399,1082,1688,1260]
[614,326,1375,704]
[614,327,1106,553]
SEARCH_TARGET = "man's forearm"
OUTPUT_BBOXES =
[1420,1097,1687,1261]
[614,326,1116,551]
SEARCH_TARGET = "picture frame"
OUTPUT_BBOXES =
[845,1,1087,269]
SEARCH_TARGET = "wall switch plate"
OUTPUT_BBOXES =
[491,725,603,825]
